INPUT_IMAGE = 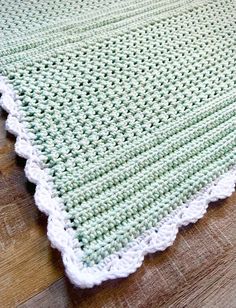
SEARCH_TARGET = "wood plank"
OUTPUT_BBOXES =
[0,111,64,307]
[20,194,236,308]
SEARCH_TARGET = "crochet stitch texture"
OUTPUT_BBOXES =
[0,0,235,287]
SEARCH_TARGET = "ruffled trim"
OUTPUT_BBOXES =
[0,76,235,288]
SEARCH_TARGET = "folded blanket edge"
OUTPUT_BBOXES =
[0,75,235,288]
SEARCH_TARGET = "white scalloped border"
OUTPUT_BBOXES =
[0,75,235,288]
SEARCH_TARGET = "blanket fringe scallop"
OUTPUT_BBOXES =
[0,76,235,288]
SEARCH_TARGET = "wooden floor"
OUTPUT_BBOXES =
[0,108,236,308]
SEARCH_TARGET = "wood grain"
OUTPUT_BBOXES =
[0,109,236,308]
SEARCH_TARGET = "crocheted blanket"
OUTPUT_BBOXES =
[0,0,235,287]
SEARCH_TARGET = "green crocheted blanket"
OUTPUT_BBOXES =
[0,0,235,287]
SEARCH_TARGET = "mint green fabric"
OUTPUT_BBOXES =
[0,0,235,270]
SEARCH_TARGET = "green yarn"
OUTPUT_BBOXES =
[0,0,235,270]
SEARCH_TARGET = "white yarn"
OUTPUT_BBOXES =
[0,76,235,288]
